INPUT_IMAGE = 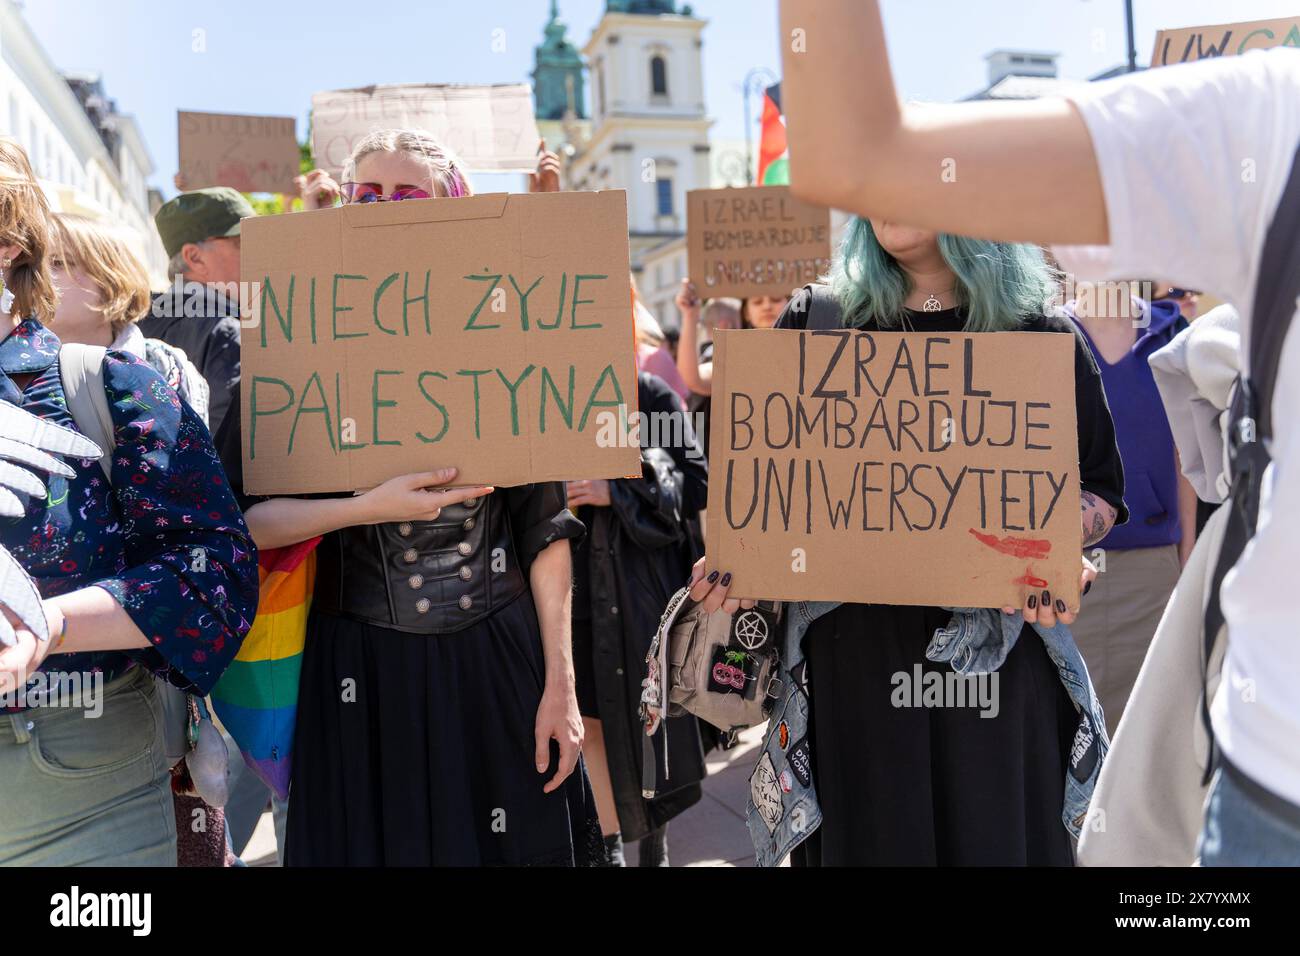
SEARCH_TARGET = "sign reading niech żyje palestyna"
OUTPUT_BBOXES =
[238,189,642,495]
[705,327,1082,609]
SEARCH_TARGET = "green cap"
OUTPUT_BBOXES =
[154,187,255,259]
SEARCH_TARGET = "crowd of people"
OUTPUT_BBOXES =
[0,0,1297,868]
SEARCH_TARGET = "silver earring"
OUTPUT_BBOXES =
[2,258,10,268]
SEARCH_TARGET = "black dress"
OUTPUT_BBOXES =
[286,485,602,866]
[212,393,601,866]
[569,373,709,842]
[782,306,1128,866]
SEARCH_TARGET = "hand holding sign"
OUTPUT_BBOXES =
[529,140,562,195]
[356,467,494,525]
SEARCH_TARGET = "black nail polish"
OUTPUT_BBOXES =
[1083,581,1092,596]
[720,573,732,587]
[706,570,719,584]
[1055,599,1067,613]
[1027,594,1037,610]
[1041,590,1051,606]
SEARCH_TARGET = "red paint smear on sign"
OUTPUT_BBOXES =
[1013,568,1049,589]
[969,529,1052,561]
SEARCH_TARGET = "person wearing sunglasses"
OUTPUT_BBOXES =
[1154,284,1202,321]
[220,127,602,866]
[295,135,561,209]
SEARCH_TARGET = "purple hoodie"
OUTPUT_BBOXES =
[1068,299,1187,550]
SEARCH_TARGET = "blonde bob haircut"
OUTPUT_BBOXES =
[0,137,58,320]
[342,129,473,199]
[51,213,152,338]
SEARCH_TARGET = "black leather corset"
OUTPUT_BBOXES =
[313,494,527,634]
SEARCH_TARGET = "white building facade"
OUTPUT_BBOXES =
[0,0,165,283]
[565,2,712,332]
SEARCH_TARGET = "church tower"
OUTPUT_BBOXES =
[568,0,712,279]
[532,1,586,121]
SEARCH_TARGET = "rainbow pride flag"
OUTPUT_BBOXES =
[211,537,319,800]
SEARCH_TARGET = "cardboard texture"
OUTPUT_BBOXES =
[239,189,640,495]
[687,186,832,299]
[178,111,300,195]
[705,328,1082,608]
[1151,16,1300,66]
[310,83,541,178]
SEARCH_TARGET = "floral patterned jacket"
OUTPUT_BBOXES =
[1,317,258,710]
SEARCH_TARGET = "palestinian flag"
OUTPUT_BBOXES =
[757,82,789,185]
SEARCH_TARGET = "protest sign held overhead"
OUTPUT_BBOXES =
[705,327,1082,608]
[687,185,831,300]
[1151,15,1300,66]
[239,189,640,495]
[310,83,541,178]
[178,111,300,195]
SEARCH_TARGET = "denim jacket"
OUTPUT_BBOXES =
[747,603,1109,867]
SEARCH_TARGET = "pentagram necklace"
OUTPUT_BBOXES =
[920,286,956,312]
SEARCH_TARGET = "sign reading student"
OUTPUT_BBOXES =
[1151,15,1300,66]
[178,111,300,195]
[239,190,640,495]
[705,327,1082,608]
[687,186,832,299]
[310,83,541,178]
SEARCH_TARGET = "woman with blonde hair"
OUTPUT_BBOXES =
[48,212,236,866]
[0,138,258,865]
[49,214,209,424]
[219,128,603,866]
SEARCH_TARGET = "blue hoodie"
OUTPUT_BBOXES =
[1068,299,1187,550]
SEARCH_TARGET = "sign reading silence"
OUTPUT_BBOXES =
[310,83,541,179]
[688,185,832,300]
[239,190,641,494]
[178,111,300,196]
[705,327,1082,609]
[1151,15,1300,66]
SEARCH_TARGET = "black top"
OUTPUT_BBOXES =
[777,304,1129,527]
[140,287,242,440]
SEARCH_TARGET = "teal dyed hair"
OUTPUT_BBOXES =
[828,218,1057,333]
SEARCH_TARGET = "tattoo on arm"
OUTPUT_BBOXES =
[1080,490,1118,547]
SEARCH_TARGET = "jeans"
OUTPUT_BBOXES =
[1199,759,1300,865]
[0,666,176,866]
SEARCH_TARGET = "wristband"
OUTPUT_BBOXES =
[52,613,68,651]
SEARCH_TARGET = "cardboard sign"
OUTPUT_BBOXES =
[1151,16,1300,66]
[705,328,1082,608]
[178,111,300,195]
[239,190,640,495]
[310,83,541,178]
[687,186,832,299]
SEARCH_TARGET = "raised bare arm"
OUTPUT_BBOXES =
[779,0,1109,245]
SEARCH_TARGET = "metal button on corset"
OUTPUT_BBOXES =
[312,495,526,633]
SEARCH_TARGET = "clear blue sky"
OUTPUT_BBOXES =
[22,0,1300,196]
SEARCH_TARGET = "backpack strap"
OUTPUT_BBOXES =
[1200,143,1300,781]
[790,283,844,331]
[58,343,115,483]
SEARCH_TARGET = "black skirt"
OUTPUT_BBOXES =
[285,589,603,866]
[791,604,1078,866]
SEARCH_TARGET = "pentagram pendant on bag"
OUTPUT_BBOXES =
[730,606,776,652]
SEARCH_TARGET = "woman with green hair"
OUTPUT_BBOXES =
[691,218,1127,865]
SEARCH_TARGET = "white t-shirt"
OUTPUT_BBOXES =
[1055,48,1300,806]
